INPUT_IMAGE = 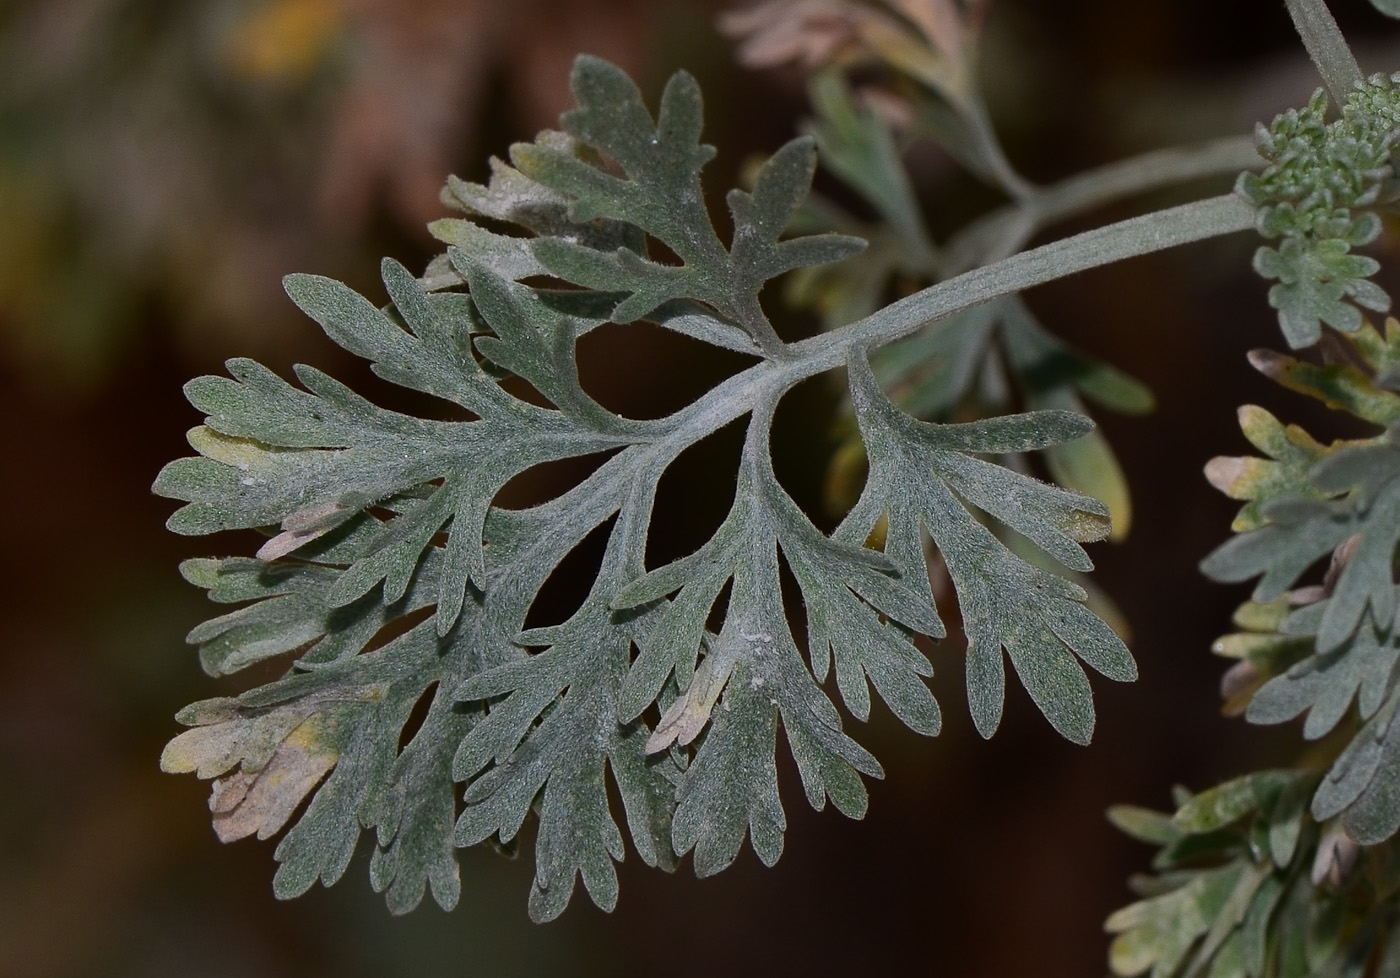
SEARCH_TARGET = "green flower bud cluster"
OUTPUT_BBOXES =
[1239,74,1400,347]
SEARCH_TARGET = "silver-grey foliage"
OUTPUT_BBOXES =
[156,55,1154,920]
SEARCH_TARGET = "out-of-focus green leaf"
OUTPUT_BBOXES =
[806,69,935,262]
[1109,805,1183,846]
[1172,772,1294,833]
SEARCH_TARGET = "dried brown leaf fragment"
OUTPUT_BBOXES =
[719,0,989,85]
[161,690,379,842]
[719,0,883,71]
[207,720,339,842]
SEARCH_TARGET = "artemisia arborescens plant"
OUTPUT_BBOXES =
[154,2,1400,969]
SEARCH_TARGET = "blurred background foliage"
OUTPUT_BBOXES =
[5,1,1400,976]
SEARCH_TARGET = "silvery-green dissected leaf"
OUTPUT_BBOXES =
[440,131,644,250]
[857,296,1149,552]
[661,534,880,877]
[1255,239,1388,349]
[159,53,1137,919]
[181,551,427,677]
[367,684,472,915]
[1312,686,1400,844]
[154,261,630,636]
[179,495,448,677]
[434,139,762,355]
[1205,404,1333,534]
[173,441,666,916]
[178,418,637,915]
[161,57,885,916]
[515,57,863,343]
[609,419,921,873]
[452,501,681,922]
[165,621,468,914]
[761,457,943,734]
[1202,434,1400,654]
[1247,600,1400,739]
[842,349,1131,743]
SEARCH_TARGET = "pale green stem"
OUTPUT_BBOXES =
[798,194,1257,372]
[658,193,1257,447]
[1030,135,1263,230]
[959,93,1038,204]
[731,292,787,360]
[1284,0,1363,102]
[944,134,1262,276]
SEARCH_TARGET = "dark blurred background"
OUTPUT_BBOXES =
[5,1,1400,976]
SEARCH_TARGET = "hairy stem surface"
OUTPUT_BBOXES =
[944,135,1261,275]
[657,193,1257,446]
[1284,0,1363,102]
